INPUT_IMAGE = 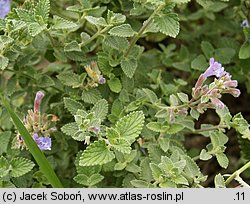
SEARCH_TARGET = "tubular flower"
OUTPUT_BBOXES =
[85,61,106,86]
[241,19,250,28]
[0,0,10,19]
[203,58,226,78]
[15,91,58,151]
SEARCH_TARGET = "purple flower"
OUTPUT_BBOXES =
[203,58,226,78]
[34,91,45,113]
[33,133,52,151]
[210,98,225,109]
[0,0,10,19]
[223,88,241,98]
[98,77,106,84]
[88,126,100,134]
[241,20,250,28]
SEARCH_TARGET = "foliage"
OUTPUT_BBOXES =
[0,0,250,188]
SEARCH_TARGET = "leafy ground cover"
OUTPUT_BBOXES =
[0,0,250,188]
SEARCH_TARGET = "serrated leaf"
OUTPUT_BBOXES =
[108,78,122,93]
[115,111,145,142]
[216,153,229,169]
[107,127,131,154]
[82,89,102,104]
[52,15,78,30]
[79,140,115,166]
[92,99,108,121]
[85,16,108,27]
[159,137,170,152]
[0,157,9,178]
[0,36,14,50]
[114,162,126,170]
[35,0,50,23]
[107,10,126,25]
[239,41,250,59]
[15,8,35,23]
[10,157,35,177]
[109,24,136,37]
[61,122,79,136]
[200,149,212,160]
[153,13,180,38]
[57,72,81,87]
[140,158,153,182]
[0,55,9,70]
[146,122,169,133]
[141,88,158,103]
[74,173,104,186]
[214,173,226,188]
[150,163,162,181]
[104,36,129,51]
[64,98,83,115]
[0,132,11,155]
[121,57,138,78]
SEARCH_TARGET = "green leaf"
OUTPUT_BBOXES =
[104,36,129,51]
[146,122,169,133]
[0,55,9,70]
[79,140,115,166]
[126,163,141,173]
[85,16,108,27]
[52,16,78,30]
[10,157,35,178]
[107,10,126,25]
[57,72,81,87]
[115,111,145,142]
[15,8,35,23]
[167,124,184,134]
[159,137,170,152]
[109,24,136,37]
[107,127,131,154]
[82,89,102,104]
[0,95,63,187]
[74,173,104,186]
[114,162,126,170]
[214,48,235,64]
[141,88,159,104]
[92,99,108,121]
[216,153,229,169]
[121,58,138,78]
[0,156,9,178]
[153,13,180,38]
[0,132,11,155]
[35,0,50,23]
[173,175,189,185]
[214,173,226,188]
[150,163,163,181]
[190,108,200,120]
[239,42,250,59]
[140,158,153,182]
[200,149,212,160]
[108,78,122,93]
[61,122,79,136]
[64,97,83,115]
[177,93,189,103]
[191,55,208,71]
[0,36,14,50]
[201,41,214,59]
[37,75,55,87]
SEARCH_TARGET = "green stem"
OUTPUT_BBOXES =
[193,125,227,134]
[225,161,250,186]
[124,3,165,58]
[80,26,111,47]
[45,30,57,48]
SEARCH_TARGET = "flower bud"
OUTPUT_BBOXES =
[223,88,241,97]
[34,91,45,113]
[210,98,225,109]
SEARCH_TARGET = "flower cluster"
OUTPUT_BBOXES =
[84,61,106,87]
[0,0,10,19]
[16,91,59,151]
[192,58,240,112]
